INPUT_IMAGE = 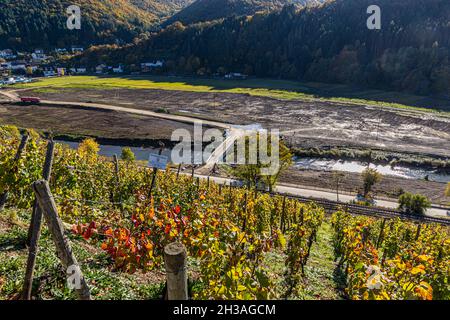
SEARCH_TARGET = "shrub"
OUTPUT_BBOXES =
[398,193,431,216]
[121,147,135,162]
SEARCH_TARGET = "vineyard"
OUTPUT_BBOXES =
[0,125,449,300]
[332,211,449,300]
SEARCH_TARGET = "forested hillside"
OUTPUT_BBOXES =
[0,0,191,49]
[164,0,326,26]
[130,0,194,15]
[75,0,450,96]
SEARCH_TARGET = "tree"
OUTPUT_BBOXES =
[332,172,345,201]
[233,135,292,192]
[398,192,431,216]
[78,138,99,159]
[361,168,382,198]
[121,147,135,162]
[261,140,293,192]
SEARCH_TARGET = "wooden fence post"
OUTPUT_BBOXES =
[0,134,29,211]
[280,196,286,233]
[32,180,91,300]
[299,207,304,225]
[176,163,182,178]
[376,218,387,249]
[113,154,123,210]
[293,202,298,224]
[164,242,188,300]
[23,140,55,300]
[415,224,422,241]
[149,144,164,197]
[14,134,29,161]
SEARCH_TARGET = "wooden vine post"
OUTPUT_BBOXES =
[23,139,55,300]
[415,224,422,241]
[32,180,91,300]
[164,242,188,300]
[149,143,165,197]
[242,192,248,231]
[376,218,387,249]
[113,154,123,211]
[280,196,287,233]
[176,163,182,178]
[0,134,29,211]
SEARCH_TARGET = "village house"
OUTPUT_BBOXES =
[70,67,87,74]
[55,48,68,54]
[31,49,47,63]
[26,63,39,75]
[71,46,84,53]
[224,72,248,80]
[56,68,66,76]
[140,60,164,72]
[112,65,124,73]
[95,64,107,74]
[10,60,27,71]
[0,49,16,60]
[0,62,12,70]
[43,69,56,77]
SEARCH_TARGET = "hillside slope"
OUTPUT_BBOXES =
[76,0,449,96]
[164,0,326,25]
[0,0,192,49]
[130,0,194,15]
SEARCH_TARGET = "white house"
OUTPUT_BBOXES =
[0,62,12,70]
[113,65,124,73]
[70,67,87,74]
[141,61,164,72]
[0,49,16,60]
[55,48,68,54]
[43,69,56,77]
[225,72,248,80]
[71,46,84,53]
[10,61,27,71]
[95,64,107,74]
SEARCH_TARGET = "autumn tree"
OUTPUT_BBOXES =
[361,168,382,198]
[233,134,292,192]
[121,147,135,162]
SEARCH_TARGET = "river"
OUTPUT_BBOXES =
[56,140,449,183]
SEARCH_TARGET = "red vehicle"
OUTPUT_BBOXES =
[20,97,41,104]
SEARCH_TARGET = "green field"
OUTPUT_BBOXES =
[14,75,450,114]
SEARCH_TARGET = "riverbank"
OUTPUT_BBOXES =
[292,147,450,172]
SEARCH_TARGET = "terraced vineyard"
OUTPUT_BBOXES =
[0,125,448,300]
[332,211,449,300]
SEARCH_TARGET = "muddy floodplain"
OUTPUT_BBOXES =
[20,88,450,158]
